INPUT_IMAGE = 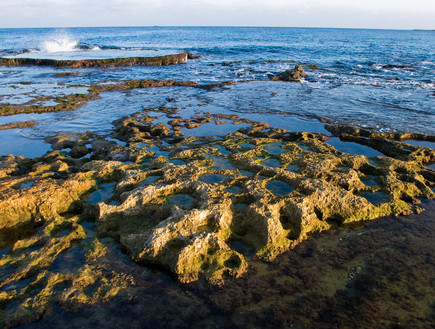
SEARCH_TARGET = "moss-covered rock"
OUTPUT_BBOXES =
[0,172,95,230]
[0,121,38,130]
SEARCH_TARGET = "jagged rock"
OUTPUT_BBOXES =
[0,155,30,178]
[270,65,307,82]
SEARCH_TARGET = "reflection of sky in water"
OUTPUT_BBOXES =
[359,191,390,206]
[167,194,195,209]
[214,144,231,155]
[225,186,242,194]
[239,169,254,177]
[286,164,299,172]
[326,137,384,158]
[401,140,435,150]
[361,176,378,187]
[148,145,170,157]
[0,83,89,105]
[266,180,295,196]
[0,129,51,157]
[85,182,116,204]
[20,180,35,189]
[261,158,281,168]
[0,81,432,157]
[180,121,250,137]
[139,175,160,187]
[198,173,228,184]
[0,85,331,156]
[210,156,235,171]
[264,145,283,155]
[168,159,185,165]
[106,137,126,146]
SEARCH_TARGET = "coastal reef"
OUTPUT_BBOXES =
[0,107,434,327]
[0,52,193,68]
[0,79,233,117]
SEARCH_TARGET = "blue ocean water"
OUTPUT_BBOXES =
[0,27,434,156]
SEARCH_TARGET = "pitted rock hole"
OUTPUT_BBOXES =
[198,173,229,184]
[266,180,295,196]
[167,194,195,209]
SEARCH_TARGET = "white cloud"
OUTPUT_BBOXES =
[0,0,434,29]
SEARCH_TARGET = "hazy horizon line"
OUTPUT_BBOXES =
[1,25,434,31]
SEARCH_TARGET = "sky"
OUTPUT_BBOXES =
[0,0,434,30]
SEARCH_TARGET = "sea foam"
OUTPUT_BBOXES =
[40,36,80,53]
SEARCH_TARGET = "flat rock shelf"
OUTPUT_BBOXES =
[0,52,194,68]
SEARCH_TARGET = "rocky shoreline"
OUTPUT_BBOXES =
[0,59,434,327]
[0,52,196,68]
[0,101,434,327]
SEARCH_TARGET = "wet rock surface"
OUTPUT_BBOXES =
[0,79,233,116]
[0,121,38,130]
[270,65,307,82]
[0,109,434,327]
[0,52,192,68]
[325,124,435,141]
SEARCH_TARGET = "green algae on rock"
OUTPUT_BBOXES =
[0,93,98,116]
[0,79,236,117]
[0,121,38,130]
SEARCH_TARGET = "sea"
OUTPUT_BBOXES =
[0,26,434,157]
[0,27,435,328]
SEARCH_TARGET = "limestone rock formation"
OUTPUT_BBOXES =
[0,108,434,327]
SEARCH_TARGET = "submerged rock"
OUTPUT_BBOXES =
[0,120,38,130]
[0,79,234,117]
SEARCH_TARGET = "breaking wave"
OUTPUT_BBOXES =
[1,34,160,57]
[40,36,100,53]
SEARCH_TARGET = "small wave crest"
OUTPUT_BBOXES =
[0,48,39,57]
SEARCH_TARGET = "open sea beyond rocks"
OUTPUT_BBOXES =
[0,27,434,328]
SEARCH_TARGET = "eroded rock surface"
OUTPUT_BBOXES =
[0,109,434,328]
